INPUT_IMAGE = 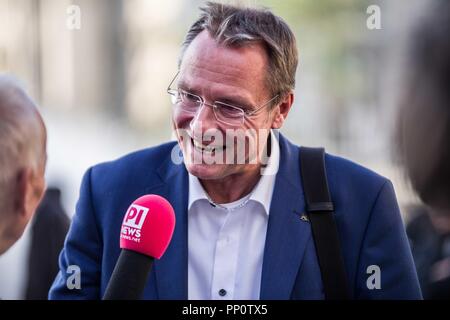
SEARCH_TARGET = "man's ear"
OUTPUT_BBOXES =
[14,167,45,220]
[271,92,294,129]
[14,168,29,217]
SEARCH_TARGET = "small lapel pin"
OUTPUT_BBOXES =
[300,213,309,222]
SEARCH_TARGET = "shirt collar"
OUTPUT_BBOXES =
[188,130,280,215]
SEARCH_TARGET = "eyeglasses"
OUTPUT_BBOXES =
[167,71,279,126]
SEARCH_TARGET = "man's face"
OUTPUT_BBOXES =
[173,30,277,181]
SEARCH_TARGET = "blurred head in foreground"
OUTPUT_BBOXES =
[0,75,47,255]
[396,0,450,219]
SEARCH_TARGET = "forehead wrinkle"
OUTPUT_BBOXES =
[184,59,250,83]
[179,64,258,105]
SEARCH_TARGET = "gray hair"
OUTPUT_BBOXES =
[179,1,298,106]
[0,75,46,211]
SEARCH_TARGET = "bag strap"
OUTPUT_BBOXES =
[299,147,351,300]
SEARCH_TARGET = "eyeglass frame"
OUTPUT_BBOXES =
[166,71,279,126]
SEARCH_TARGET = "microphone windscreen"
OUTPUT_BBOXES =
[120,194,175,259]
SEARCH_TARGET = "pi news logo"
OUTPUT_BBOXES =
[121,204,149,242]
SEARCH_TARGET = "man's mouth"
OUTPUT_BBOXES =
[191,138,226,154]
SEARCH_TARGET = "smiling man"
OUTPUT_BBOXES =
[49,2,421,299]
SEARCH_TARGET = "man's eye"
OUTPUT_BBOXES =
[181,91,200,102]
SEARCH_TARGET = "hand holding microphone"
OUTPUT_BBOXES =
[103,195,175,300]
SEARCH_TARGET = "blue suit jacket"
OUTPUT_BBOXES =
[49,134,422,299]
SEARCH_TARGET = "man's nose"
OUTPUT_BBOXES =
[190,103,218,134]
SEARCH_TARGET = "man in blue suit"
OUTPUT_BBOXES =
[49,2,421,299]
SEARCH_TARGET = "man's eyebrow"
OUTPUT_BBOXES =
[177,79,195,92]
[215,95,253,109]
[177,79,254,108]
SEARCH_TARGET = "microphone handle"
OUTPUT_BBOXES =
[103,249,154,300]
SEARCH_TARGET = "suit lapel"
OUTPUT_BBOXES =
[260,135,312,299]
[150,151,189,300]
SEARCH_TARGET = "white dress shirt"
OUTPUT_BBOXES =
[188,132,280,300]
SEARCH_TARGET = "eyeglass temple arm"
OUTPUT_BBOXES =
[246,94,280,116]
[167,71,180,91]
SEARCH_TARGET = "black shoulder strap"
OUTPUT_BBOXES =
[300,147,351,300]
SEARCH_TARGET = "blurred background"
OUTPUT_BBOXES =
[0,0,436,299]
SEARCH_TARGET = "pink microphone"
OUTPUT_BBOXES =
[103,195,175,300]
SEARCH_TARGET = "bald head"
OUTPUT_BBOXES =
[0,74,47,255]
[0,75,46,177]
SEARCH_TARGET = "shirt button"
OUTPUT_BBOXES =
[219,289,227,296]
